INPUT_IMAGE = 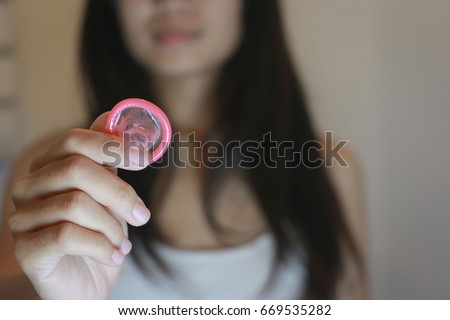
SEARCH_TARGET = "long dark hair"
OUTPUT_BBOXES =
[80,0,362,298]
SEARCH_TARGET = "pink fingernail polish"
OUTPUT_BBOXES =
[132,201,151,224]
[128,146,147,167]
[112,249,125,265]
[120,237,133,255]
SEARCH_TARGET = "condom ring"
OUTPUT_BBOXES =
[105,98,172,164]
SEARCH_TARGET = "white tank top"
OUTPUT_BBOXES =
[109,232,307,299]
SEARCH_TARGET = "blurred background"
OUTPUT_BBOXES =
[0,0,449,298]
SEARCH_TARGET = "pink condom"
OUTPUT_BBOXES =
[105,98,172,164]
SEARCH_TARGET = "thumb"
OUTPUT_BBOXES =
[89,112,151,171]
[89,112,110,132]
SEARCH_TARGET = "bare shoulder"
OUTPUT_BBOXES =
[315,133,365,242]
[317,135,365,228]
[316,133,369,298]
[0,132,62,278]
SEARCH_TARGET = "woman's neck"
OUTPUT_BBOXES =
[151,70,218,133]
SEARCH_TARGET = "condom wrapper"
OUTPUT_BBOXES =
[105,98,172,165]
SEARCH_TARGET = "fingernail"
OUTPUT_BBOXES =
[112,249,125,265]
[129,147,147,167]
[120,237,132,255]
[132,201,151,224]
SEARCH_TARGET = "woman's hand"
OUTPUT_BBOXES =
[7,113,151,299]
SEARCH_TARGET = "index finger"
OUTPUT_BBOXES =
[30,113,151,173]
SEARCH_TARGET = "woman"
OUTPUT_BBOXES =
[0,0,367,299]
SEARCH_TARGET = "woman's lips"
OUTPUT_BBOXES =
[153,30,201,47]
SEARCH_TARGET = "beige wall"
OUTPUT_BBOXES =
[9,0,450,298]
[14,0,87,148]
[282,0,450,298]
